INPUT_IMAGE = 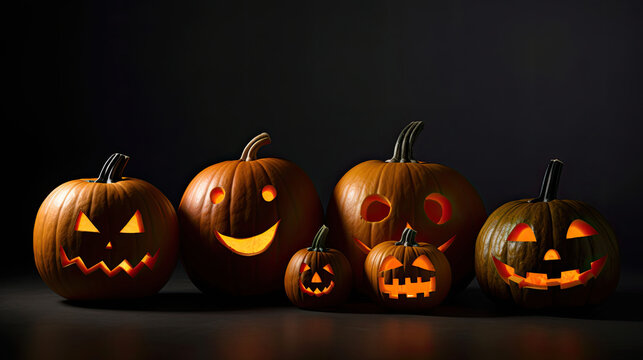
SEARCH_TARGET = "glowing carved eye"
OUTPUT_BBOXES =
[424,193,452,224]
[566,219,598,239]
[411,255,435,271]
[120,210,144,233]
[507,223,537,242]
[323,264,334,275]
[210,187,225,204]
[379,256,403,272]
[262,185,277,202]
[361,194,391,222]
[75,211,99,233]
[300,263,311,273]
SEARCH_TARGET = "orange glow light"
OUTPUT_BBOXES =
[544,249,561,261]
[507,223,537,242]
[120,210,144,233]
[566,219,598,239]
[424,193,452,224]
[215,220,280,256]
[261,185,277,202]
[352,237,372,255]
[75,211,99,233]
[411,255,435,271]
[210,187,225,204]
[379,256,404,272]
[60,246,159,278]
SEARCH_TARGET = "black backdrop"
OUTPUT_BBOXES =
[8,1,642,278]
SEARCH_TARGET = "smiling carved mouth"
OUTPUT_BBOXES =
[299,280,335,297]
[492,255,607,290]
[215,220,280,256]
[378,276,436,299]
[60,247,159,278]
[353,235,455,255]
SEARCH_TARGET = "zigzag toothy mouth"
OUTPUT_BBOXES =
[299,280,335,297]
[492,255,607,290]
[59,247,159,278]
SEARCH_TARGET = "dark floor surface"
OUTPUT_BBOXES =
[2,268,642,360]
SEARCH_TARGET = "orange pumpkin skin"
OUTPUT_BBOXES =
[179,133,324,296]
[326,122,485,294]
[364,229,452,311]
[284,226,352,309]
[475,160,620,308]
[33,154,179,300]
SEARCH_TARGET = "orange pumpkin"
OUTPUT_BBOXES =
[284,225,352,309]
[326,121,486,293]
[33,153,179,300]
[179,133,324,296]
[364,228,452,311]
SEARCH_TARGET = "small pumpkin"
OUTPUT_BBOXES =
[475,159,620,308]
[179,132,324,296]
[284,225,352,309]
[326,121,485,293]
[364,228,452,311]
[33,153,179,300]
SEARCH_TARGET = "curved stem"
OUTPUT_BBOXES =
[530,159,564,203]
[240,132,271,161]
[94,153,130,183]
[400,121,423,163]
[395,228,419,247]
[386,122,414,163]
[308,225,330,252]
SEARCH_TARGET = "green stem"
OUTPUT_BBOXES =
[308,225,330,252]
[395,228,419,247]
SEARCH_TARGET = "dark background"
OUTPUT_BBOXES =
[4,1,643,359]
[9,0,642,277]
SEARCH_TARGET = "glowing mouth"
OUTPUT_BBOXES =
[215,220,280,256]
[378,276,436,299]
[353,234,455,254]
[492,255,607,290]
[60,247,159,278]
[299,280,335,297]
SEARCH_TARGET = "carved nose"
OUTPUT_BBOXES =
[544,249,560,260]
[311,272,322,283]
[105,241,113,250]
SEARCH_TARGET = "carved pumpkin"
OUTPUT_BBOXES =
[326,121,486,293]
[284,225,352,309]
[179,132,324,296]
[475,159,620,308]
[33,153,179,300]
[364,228,451,310]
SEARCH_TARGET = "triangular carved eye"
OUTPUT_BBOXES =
[120,210,144,233]
[75,211,99,233]
[411,255,435,271]
[379,256,403,272]
[566,219,598,239]
[300,263,311,273]
[507,223,537,242]
[323,264,334,275]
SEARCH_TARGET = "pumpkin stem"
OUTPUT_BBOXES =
[530,159,564,203]
[308,225,330,252]
[400,121,423,163]
[240,132,271,161]
[395,228,419,247]
[386,122,415,163]
[386,121,423,163]
[94,153,130,183]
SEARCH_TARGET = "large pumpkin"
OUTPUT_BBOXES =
[364,228,452,311]
[33,153,179,300]
[179,132,324,296]
[475,159,620,308]
[326,121,486,293]
[284,225,352,309]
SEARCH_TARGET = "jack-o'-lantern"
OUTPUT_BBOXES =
[326,121,486,293]
[285,225,352,309]
[475,159,620,308]
[179,132,324,296]
[364,228,451,311]
[33,153,179,300]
